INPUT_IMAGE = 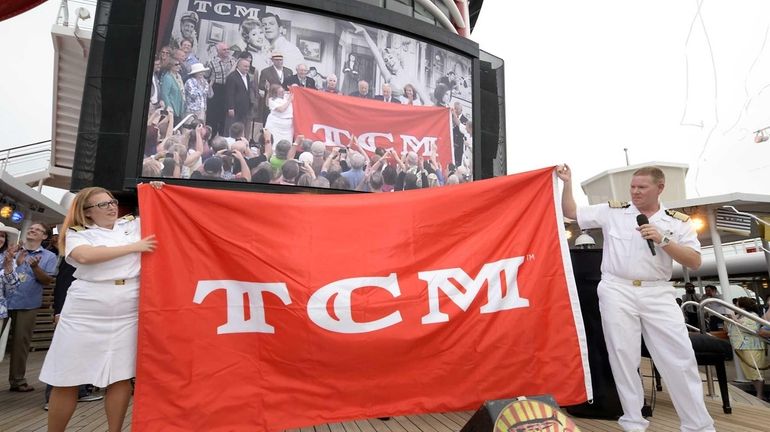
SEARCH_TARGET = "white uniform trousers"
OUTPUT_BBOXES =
[598,278,715,432]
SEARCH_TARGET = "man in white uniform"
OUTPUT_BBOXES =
[557,165,714,432]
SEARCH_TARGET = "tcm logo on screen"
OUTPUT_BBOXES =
[312,124,438,156]
[193,256,529,335]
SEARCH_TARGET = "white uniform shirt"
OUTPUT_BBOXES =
[577,203,700,281]
[65,217,142,281]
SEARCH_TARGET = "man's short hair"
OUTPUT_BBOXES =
[260,11,282,27]
[30,222,50,238]
[350,152,366,169]
[311,141,326,157]
[275,140,291,159]
[210,136,228,152]
[229,122,245,139]
[632,166,665,185]
[311,177,330,188]
[369,171,384,190]
[282,160,300,181]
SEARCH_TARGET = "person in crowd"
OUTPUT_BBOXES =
[341,53,360,95]
[251,161,274,184]
[393,151,428,191]
[727,297,767,402]
[681,282,701,328]
[40,185,160,431]
[170,11,198,51]
[157,45,172,68]
[264,84,293,145]
[269,139,296,172]
[324,74,339,94]
[307,67,326,90]
[225,58,253,138]
[204,43,236,137]
[381,164,397,192]
[149,56,163,111]
[279,160,301,185]
[374,83,400,103]
[286,64,316,89]
[7,223,56,393]
[257,52,293,123]
[434,83,450,107]
[231,18,270,72]
[451,101,468,166]
[184,63,210,122]
[311,177,330,189]
[258,52,293,94]
[400,83,422,105]
[703,284,726,331]
[191,156,225,180]
[0,224,20,339]
[557,164,714,432]
[160,58,185,116]
[260,12,303,71]
[349,80,371,98]
[233,51,262,138]
[456,165,471,184]
[172,49,189,82]
[341,151,367,189]
[179,38,199,77]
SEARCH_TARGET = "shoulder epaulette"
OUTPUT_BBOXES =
[69,226,85,232]
[665,209,690,222]
[120,215,136,222]
[608,200,630,209]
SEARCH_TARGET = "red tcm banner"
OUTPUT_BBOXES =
[133,167,591,431]
[291,86,453,165]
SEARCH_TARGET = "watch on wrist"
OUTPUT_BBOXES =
[658,235,671,247]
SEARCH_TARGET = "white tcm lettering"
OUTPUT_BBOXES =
[308,273,402,334]
[193,280,291,334]
[312,124,437,156]
[193,256,529,335]
[420,257,529,324]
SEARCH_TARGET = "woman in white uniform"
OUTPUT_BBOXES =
[40,185,160,432]
[264,83,294,145]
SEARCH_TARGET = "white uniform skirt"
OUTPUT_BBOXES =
[40,278,139,387]
[264,113,294,145]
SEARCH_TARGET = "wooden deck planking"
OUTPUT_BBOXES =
[2,351,769,431]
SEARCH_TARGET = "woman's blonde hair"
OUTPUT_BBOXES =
[58,187,114,254]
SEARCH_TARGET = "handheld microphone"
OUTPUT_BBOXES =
[636,214,656,256]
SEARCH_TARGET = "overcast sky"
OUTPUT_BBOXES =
[2,1,770,205]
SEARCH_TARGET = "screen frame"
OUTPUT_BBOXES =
[125,0,482,193]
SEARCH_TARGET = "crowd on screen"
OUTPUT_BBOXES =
[145,11,473,190]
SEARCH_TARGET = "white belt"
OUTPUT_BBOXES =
[603,274,669,287]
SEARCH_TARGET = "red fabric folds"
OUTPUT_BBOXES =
[291,86,453,168]
[133,167,589,431]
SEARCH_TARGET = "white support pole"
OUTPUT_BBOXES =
[707,209,731,297]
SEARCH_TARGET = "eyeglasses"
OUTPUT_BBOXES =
[84,199,119,210]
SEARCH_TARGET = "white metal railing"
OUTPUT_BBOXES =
[55,0,97,31]
[0,141,52,178]
[696,298,770,343]
[699,237,767,257]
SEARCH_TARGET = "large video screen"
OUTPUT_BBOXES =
[142,0,474,191]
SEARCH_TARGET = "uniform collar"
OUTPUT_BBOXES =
[625,203,667,221]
